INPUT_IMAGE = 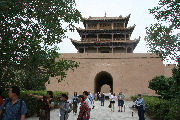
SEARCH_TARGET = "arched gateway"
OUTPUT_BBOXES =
[94,71,113,94]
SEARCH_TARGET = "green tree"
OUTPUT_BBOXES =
[0,0,82,90]
[172,62,180,99]
[146,1,180,117]
[149,75,175,99]
[145,0,180,62]
[149,59,180,100]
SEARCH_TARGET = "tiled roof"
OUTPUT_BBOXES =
[77,25,135,31]
[71,38,140,49]
[84,14,131,21]
[71,39,140,44]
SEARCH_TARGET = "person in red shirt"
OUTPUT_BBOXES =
[77,95,90,120]
[0,88,3,107]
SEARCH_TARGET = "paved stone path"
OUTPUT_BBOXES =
[27,100,151,120]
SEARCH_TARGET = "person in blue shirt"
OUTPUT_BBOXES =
[134,94,145,120]
[0,86,27,120]
[87,92,94,105]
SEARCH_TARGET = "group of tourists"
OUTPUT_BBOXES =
[29,90,94,120]
[97,91,145,120]
[0,86,145,120]
[71,91,94,120]
[0,86,94,120]
[97,91,125,112]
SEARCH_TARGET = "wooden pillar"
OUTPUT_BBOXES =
[85,35,87,41]
[86,24,88,29]
[131,48,133,53]
[112,34,114,41]
[96,47,99,53]
[97,23,100,29]
[80,35,82,41]
[97,34,99,41]
[124,23,126,28]
[78,48,80,53]
[84,47,86,53]
[126,47,127,53]
[112,47,114,53]
[125,34,126,41]
[111,23,114,30]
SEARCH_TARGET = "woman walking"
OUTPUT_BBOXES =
[110,93,117,112]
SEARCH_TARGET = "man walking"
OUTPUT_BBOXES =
[100,92,105,106]
[0,86,27,120]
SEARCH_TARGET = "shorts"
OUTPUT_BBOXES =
[118,100,124,107]
[110,101,115,104]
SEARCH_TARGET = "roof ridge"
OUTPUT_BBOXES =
[84,14,131,20]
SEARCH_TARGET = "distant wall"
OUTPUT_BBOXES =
[163,64,177,77]
[46,53,174,98]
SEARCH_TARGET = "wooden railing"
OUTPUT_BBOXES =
[82,38,128,42]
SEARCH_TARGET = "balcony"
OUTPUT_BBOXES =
[81,38,128,42]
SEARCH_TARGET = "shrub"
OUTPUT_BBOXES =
[165,99,180,120]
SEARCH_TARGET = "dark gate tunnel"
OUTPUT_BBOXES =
[94,71,113,93]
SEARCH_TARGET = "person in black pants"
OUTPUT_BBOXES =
[100,92,105,106]
[134,94,145,120]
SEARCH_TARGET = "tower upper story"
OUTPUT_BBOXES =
[84,14,130,30]
[71,14,140,53]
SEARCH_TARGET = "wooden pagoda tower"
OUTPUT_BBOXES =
[71,14,140,53]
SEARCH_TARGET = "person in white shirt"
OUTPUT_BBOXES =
[108,91,112,108]
[110,93,117,112]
